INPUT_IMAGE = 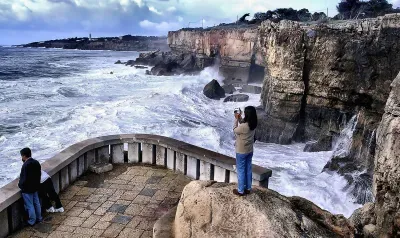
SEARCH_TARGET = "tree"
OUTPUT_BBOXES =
[336,0,398,19]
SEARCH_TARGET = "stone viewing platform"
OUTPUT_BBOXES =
[10,165,191,238]
[0,134,272,238]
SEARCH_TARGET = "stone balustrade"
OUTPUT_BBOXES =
[0,134,272,237]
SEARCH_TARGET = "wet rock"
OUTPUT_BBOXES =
[304,135,333,152]
[134,65,148,69]
[174,181,355,238]
[350,203,376,236]
[203,80,225,100]
[223,94,249,102]
[115,60,122,64]
[222,84,236,94]
[110,71,114,74]
[240,85,262,94]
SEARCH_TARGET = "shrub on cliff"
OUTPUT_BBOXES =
[252,8,326,23]
[335,0,400,20]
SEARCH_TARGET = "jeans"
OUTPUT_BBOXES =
[21,192,42,225]
[235,152,253,194]
[39,178,63,209]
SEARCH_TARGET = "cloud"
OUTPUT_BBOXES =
[149,6,163,15]
[139,19,182,33]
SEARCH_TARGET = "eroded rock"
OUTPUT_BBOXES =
[304,135,333,152]
[174,181,354,238]
[222,84,236,94]
[223,94,249,102]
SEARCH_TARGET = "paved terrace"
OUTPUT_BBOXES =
[10,164,192,238]
[0,134,272,237]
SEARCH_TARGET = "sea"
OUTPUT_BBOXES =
[0,47,361,217]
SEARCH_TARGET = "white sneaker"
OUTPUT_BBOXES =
[46,207,55,213]
[54,207,64,213]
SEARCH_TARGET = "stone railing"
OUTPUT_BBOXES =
[0,134,272,237]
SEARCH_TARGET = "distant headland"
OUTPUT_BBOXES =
[18,34,169,51]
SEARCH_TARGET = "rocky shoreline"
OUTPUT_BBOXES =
[21,35,169,51]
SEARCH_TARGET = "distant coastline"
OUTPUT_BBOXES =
[17,35,169,52]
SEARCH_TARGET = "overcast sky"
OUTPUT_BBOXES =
[0,0,399,45]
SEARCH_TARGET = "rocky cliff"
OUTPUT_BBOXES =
[168,26,264,84]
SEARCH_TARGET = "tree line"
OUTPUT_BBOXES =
[243,0,400,24]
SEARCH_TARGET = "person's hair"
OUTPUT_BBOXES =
[20,148,32,158]
[243,106,258,130]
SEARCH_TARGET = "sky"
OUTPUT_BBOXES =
[0,0,399,45]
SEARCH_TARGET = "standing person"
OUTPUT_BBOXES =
[233,106,258,196]
[39,170,64,213]
[18,148,42,226]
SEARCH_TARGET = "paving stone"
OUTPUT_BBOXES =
[44,215,67,225]
[120,191,140,201]
[93,221,111,230]
[56,225,76,232]
[93,206,107,216]
[111,215,133,225]
[74,227,104,236]
[71,195,89,202]
[66,207,84,217]
[115,200,131,206]
[126,217,143,229]
[101,201,115,209]
[74,181,88,187]
[10,230,34,238]
[102,223,125,238]
[107,204,128,213]
[137,220,156,231]
[34,223,54,234]
[132,195,151,204]
[75,202,90,208]
[78,209,93,218]
[81,215,101,228]
[62,216,86,227]
[117,228,144,238]
[87,202,101,210]
[100,212,116,222]
[139,188,157,197]
[64,201,78,210]
[146,176,163,184]
[124,204,144,216]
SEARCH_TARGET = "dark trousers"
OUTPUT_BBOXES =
[39,178,63,209]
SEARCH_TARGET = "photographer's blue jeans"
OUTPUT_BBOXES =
[22,192,42,225]
[235,152,253,194]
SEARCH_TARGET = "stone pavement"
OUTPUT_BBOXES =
[9,165,192,238]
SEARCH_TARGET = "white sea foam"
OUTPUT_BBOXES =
[0,49,361,217]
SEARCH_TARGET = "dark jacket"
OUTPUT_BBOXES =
[18,158,41,193]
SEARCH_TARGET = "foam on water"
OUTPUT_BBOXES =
[0,48,361,217]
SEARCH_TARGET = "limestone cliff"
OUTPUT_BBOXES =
[166,14,400,204]
[373,72,400,236]
[168,26,263,83]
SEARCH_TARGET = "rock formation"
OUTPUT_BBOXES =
[223,94,249,102]
[171,181,354,238]
[203,80,225,100]
[373,72,400,236]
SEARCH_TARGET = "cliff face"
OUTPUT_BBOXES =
[373,72,400,236]
[167,14,400,204]
[168,27,262,84]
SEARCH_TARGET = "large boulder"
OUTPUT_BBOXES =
[223,94,249,102]
[203,80,225,100]
[174,181,354,238]
[349,203,376,236]
[304,135,333,152]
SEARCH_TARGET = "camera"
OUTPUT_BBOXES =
[234,108,241,114]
